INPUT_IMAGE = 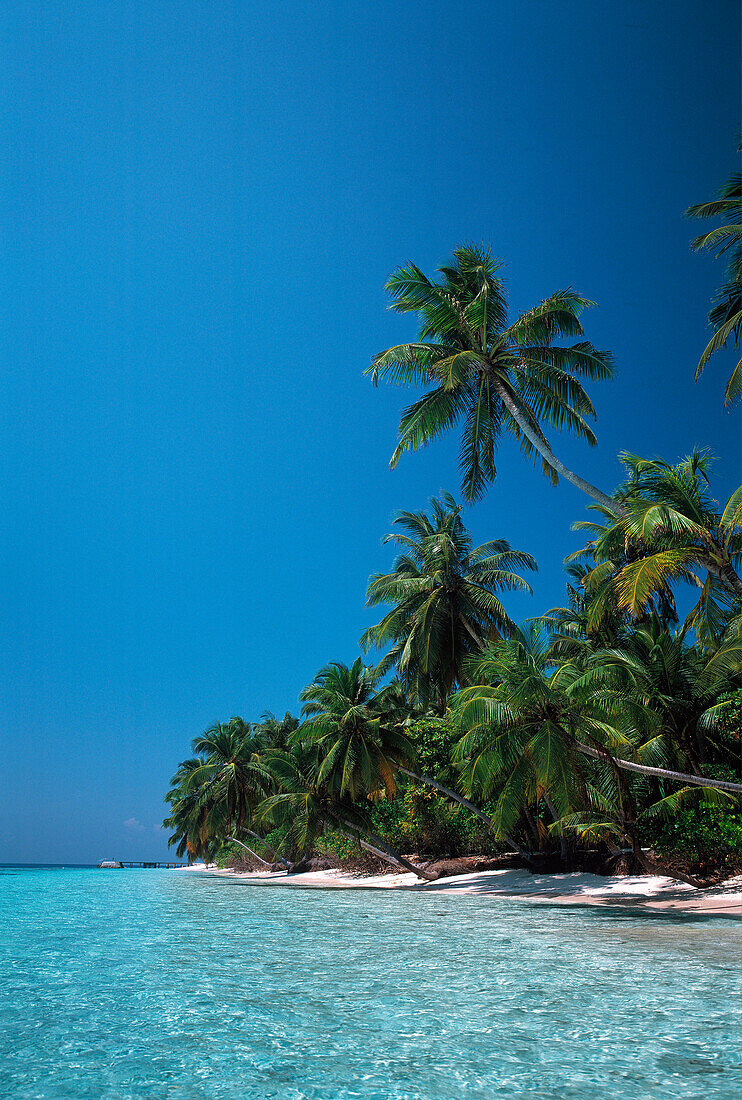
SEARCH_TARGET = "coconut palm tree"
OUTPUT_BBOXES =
[572,451,742,644]
[164,718,290,864]
[451,626,611,843]
[163,757,220,862]
[257,738,436,880]
[252,711,300,752]
[367,243,616,509]
[575,614,742,772]
[190,719,271,835]
[550,772,732,889]
[297,659,416,802]
[361,493,536,708]
[543,563,629,665]
[452,626,742,852]
[686,159,742,406]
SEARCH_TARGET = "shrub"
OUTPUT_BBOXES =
[649,802,742,867]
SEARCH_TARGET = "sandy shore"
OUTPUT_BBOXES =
[187,864,742,916]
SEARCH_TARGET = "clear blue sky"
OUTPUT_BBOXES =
[2,1,739,863]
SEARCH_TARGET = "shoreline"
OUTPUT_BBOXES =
[188,864,742,917]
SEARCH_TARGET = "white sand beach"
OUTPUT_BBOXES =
[189,864,742,916]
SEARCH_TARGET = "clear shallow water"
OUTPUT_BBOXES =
[1,868,740,1099]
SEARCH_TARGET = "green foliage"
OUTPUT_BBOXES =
[367,243,615,508]
[571,450,742,645]
[367,785,492,856]
[361,494,535,706]
[314,831,361,861]
[407,716,460,786]
[686,158,742,406]
[648,803,742,865]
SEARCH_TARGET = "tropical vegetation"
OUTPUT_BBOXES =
[165,161,742,888]
[686,150,742,406]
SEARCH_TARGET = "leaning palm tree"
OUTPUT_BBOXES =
[258,737,436,880]
[361,493,536,708]
[367,243,616,509]
[452,625,742,852]
[686,157,742,406]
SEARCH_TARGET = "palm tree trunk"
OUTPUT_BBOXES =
[721,562,742,600]
[521,800,542,849]
[542,793,567,860]
[398,767,536,865]
[336,821,436,881]
[707,558,742,600]
[458,613,486,650]
[226,836,273,870]
[575,742,742,793]
[614,775,706,891]
[243,829,292,869]
[493,379,621,514]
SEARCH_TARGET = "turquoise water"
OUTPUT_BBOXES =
[1,868,740,1099]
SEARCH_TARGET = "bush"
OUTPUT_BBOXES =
[649,802,742,867]
[314,831,359,861]
[710,688,742,779]
[364,781,495,857]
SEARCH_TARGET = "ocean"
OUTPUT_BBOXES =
[1,866,740,1098]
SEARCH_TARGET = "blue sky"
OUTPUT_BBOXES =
[2,1,739,863]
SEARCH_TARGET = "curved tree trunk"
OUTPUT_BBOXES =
[492,379,621,515]
[226,836,273,869]
[398,767,536,865]
[336,820,436,881]
[575,743,742,793]
[243,829,292,869]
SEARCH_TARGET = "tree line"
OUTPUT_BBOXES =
[164,155,742,887]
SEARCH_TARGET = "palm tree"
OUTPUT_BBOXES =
[257,737,436,880]
[190,719,270,835]
[163,757,220,862]
[367,243,617,510]
[451,626,742,852]
[361,493,536,708]
[296,659,438,878]
[575,614,742,772]
[164,718,290,865]
[451,627,608,844]
[686,158,742,406]
[298,658,417,801]
[572,451,742,644]
[543,563,629,664]
[550,774,732,889]
[252,711,300,752]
